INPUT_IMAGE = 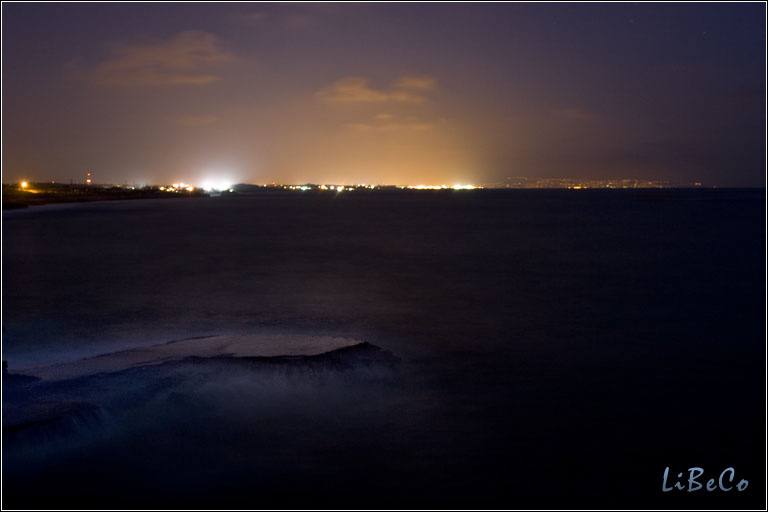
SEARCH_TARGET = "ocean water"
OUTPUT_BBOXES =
[2,189,765,508]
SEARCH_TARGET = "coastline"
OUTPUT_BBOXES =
[2,186,209,210]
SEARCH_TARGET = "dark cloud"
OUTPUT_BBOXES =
[89,31,235,87]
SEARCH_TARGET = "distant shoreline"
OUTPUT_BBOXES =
[3,185,763,211]
[1,186,208,210]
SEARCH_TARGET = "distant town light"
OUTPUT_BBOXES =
[20,181,28,189]
[200,178,232,192]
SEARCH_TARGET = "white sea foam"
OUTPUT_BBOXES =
[19,334,364,381]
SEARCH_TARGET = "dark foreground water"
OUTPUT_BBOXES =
[2,189,765,509]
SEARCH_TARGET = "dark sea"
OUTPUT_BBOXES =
[2,189,765,509]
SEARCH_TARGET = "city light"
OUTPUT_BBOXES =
[200,178,233,192]
[20,181,28,189]
[407,185,443,190]
[405,184,479,190]
[228,183,482,192]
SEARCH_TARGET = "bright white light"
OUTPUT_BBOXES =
[200,178,233,192]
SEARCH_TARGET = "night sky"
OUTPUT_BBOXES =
[2,2,765,187]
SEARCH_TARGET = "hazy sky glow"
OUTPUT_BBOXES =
[2,2,765,186]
